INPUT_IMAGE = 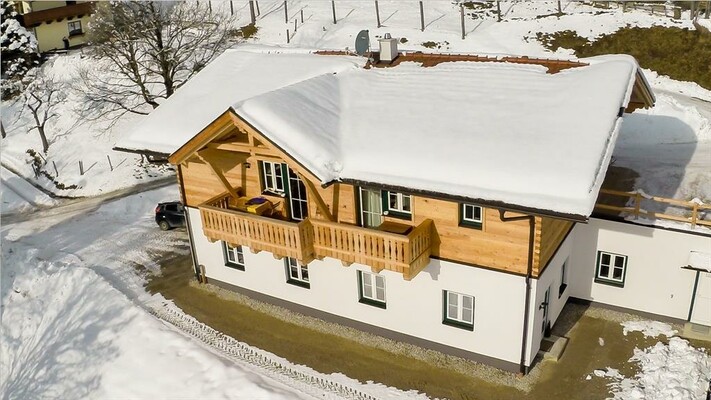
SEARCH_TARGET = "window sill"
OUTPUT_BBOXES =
[558,283,567,298]
[225,262,245,271]
[358,298,386,309]
[382,210,411,221]
[286,279,310,289]
[459,221,483,230]
[594,277,624,288]
[443,319,474,331]
[261,190,286,198]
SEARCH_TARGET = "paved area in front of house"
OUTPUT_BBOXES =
[146,253,708,400]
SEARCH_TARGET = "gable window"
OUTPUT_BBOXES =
[595,251,627,287]
[382,190,411,220]
[459,204,483,229]
[223,242,245,270]
[285,257,309,288]
[443,290,474,331]
[358,271,386,308]
[559,260,568,297]
[68,20,82,36]
[260,161,285,194]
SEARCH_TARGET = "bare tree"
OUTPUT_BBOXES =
[23,70,63,153]
[79,1,237,118]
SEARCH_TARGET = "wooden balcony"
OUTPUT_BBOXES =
[199,193,314,264]
[311,219,434,280]
[198,192,434,280]
[21,2,95,27]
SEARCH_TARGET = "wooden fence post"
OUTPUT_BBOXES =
[496,0,501,22]
[230,0,234,15]
[255,0,260,16]
[294,18,297,32]
[375,1,381,28]
[331,0,337,24]
[286,28,290,43]
[300,8,304,23]
[419,1,424,31]
[284,0,288,23]
[52,160,59,177]
[79,160,84,176]
[107,154,114,171]
[460,3,465,39]
[557,0,562,14]
[634,192,641,219]
[249,1,256,23]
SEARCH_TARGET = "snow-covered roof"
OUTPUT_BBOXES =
[687,251,711,272]
[232,54,640,217]
[120,46,646,218]
[115,46,364,155]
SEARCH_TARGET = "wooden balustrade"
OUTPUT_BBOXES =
[199,192,434,279]
[310,219,433,280]
[595,189,711,228]
[199,196,314,263]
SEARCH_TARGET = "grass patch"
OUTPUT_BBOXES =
[462,0,494,10]
[537,26,711,90]
[234,23,259,39]
[421,40,450,49]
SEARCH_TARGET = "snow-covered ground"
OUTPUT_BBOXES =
[593,320,711,400]
[2,1,711,398]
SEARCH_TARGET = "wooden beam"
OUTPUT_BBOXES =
[299,172,335,221]
[196,150,241,201]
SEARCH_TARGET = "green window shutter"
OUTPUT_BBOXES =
[381,190,389,213]
[257,161,265,192]
[354,187,362,226]
[281,163,291,217]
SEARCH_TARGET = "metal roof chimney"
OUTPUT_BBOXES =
[378,33,398,63]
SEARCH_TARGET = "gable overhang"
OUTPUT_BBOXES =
[167,108,323,184]
[626,68,656,113]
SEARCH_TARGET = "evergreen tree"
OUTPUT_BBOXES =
[1,0,39,97]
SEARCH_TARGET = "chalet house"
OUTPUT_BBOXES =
[13,1,94,53]
[117,43,711,373]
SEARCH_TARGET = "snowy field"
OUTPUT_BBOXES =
[2,1,711,399]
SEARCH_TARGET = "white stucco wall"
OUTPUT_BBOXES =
[569,218,710,320]
[189,207,528,366]
[525,231,574,365]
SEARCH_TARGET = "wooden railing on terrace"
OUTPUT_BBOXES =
[311,219,433,280]
[21,2,94,27]
[199,193,314,263]
[594,189,711,228]
[198,192,434,279]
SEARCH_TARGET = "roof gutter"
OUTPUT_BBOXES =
[336,178,588,223]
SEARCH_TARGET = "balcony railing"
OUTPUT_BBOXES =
[199,193,314,264]
[198,192,433,279]
[21,2,94,27]
[311,219,433,280]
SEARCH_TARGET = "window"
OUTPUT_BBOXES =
[285,257,309,288]
[459,203,483,229]
[358,271,386,308]
[382,190,411,220]
[68,20,82,36]
[223,242,245,270]
[559,260,568,297]
[443,291,474,330]
[595,251,627,287]
[260,161,285,194]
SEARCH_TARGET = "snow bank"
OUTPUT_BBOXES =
[604,338,711,400]
[622,320,677,338]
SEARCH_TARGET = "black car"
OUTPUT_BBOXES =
[155,201,185,230]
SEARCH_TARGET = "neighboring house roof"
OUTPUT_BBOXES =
[118,46,654,220]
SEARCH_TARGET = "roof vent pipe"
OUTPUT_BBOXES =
[378,33,398,63]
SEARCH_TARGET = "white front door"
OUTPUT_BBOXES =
[691,271,711,327]
[359,188,382,229]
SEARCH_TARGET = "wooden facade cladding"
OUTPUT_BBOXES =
[177,113,573,279]
[20,2,94,27]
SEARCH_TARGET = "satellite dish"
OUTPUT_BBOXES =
[354,30,370,56]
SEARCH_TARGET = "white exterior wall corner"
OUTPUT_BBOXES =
[188,207,528,366]
[525,230,575,366]
[569,218,711,320]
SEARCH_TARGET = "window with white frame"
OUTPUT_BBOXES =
[595,251,627,287]
[285,257,309,288]
[383,191,411,219]
[460,203,483,229]
[68,20,82,36]
[260,161,284,194]
[559,260,568,297]
[358,271,386,308]
[223,242,245,270]
[443,290,474,330]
